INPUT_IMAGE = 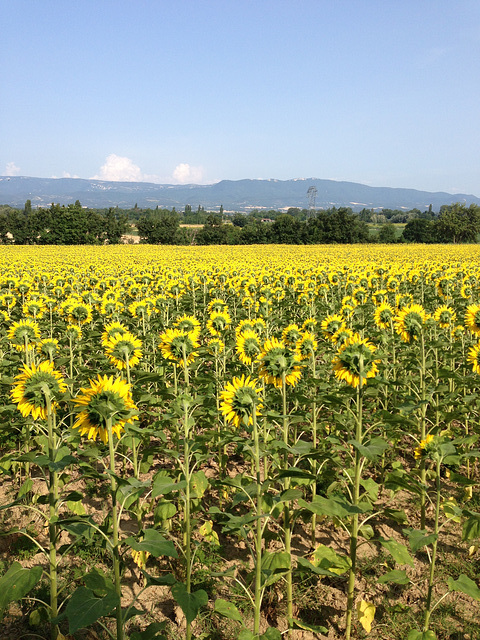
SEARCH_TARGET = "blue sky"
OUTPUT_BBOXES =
[2,0,480,195]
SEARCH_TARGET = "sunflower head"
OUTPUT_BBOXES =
[207,310,231,336]
[37,338,60,361]
[296,331,318,361]
[321,314,345,341]
[332,333,380,388]
[258,338,302,388]
[206,337,225,356]
[467,343,480,374]
[282,324,302,349]
[105,331,143,370]
[302,318,317,333]
[11,361,67,420]
[159,328,199,366]
[173,314,201,339]
[220,375,263,428]
[73,375,137,443]
[394,304,428,343]
[65,324,82,342]
[236,330,261,366]
[374,303,395,330]
[414,434,435,460]
[8,319,41,351]
[434,305,456,329]
[465,304,480,336]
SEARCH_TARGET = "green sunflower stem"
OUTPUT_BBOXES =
[281,373,293,634]
[310,352,317,548]
[252,409,263,635]
[423,456,441,632]
[345,359,364,640]
[107,417,124,640]
[420,331,427,530]
[182,398,193,640]
[125,356,139,480]
[45,389,59,640]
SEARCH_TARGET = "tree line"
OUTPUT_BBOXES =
[0,201,129,244]
[0,200,479,244]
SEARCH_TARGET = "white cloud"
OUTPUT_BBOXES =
[172,163,204,184]
[91,154,206,185]
[91,154,145,182]
[4,162,20,176]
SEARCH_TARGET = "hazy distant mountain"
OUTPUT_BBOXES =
[1,176,479,212]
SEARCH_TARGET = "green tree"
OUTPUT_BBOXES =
[137,211,180,244]
[436,203,480,243]
[402,218,436,243]
[377,223,397,243]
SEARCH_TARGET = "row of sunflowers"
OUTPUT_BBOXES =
[1,244,480,640]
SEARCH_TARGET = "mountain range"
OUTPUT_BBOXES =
[1,176,479,212]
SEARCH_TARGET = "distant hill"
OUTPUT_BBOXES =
[1,176,479,212]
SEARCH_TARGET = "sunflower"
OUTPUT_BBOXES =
[173,314,201,340]
[37,338,60,362]
[236,330,261,366]
[371,289,389,306]
[282,324,303,349]
[465,304,480,336]
[23,299,46,320]
[105,331,143,370]
[208,298,229,314]
[302,318,317,333]
[101,321,129,347]
[65,324,82,342]
[394,304,429,343]
[220,375,263,428]
[331,326,354,347]
[332,333,380,388]
[207,310,231,336]
[321,314,345,341]
[467,343,480,374]
[11,361,67,420]
[414,434,435,460]
[8,319,41,351]
[128,299,154,319]
[73,375,137,444]
[450,324,465,341]
[296,331,318,361]
[434,305,456,329]
[67,301,93,325]
[235,319,256,336]
[158,328,199,366]
[257,337,303,388]
[460,283,473,299]
[374,302,395,330]
[206,337,225,356]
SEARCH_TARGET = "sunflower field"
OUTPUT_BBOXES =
[0,244,480,640]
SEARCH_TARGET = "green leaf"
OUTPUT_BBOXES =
[378,570,410,585]
[462,511,480,541]
[0,562,42,619]
[308,544,351,575]
[152,475,187,498]
[171,582,208,624]
[142,572,176,587]
[190,471,209,499]
[83,568,115,596]
[261,628,282,640]
[63,586,119,633]
[292,618,328,634]
[384,470,423,496]
[403,528,437,553]
[378,538,415,567]
[349,437,389,461]
[447,574,480,601]
[125,528,178,558]
[298,495,366,519]
[407,630,437,640]
[130,622,167,640]
[214,598,243,623]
